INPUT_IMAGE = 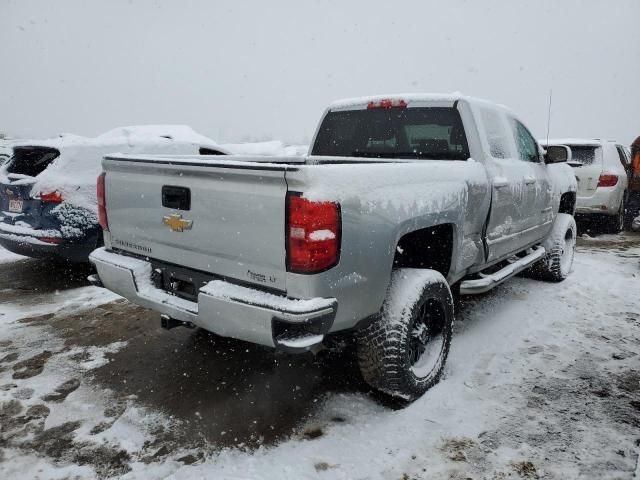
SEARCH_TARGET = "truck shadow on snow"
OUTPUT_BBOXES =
[80,293,495,451]
[55,301,366,451]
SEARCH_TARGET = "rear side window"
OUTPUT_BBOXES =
[312,107,470,160]
[7,146,60,177]
[480,108,512,159]
[567,146,598,166]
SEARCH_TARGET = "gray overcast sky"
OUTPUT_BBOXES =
[1,0,639,145]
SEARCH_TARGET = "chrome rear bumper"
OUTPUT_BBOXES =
[89,247,336,352]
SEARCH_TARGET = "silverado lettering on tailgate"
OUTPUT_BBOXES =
[112,238,152,254]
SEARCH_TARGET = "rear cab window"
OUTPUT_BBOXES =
[311,107,470,160]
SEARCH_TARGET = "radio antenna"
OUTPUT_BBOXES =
[545,89,553,145]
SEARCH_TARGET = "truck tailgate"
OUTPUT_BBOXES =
[102,156,293,292]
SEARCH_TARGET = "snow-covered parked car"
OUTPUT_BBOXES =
[540,139,630,232]
[90,94,577,401]
[0,126,229,262]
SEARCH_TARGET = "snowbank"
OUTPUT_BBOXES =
[96,125,218,146]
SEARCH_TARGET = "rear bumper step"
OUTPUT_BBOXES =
[89,247,336,352]
[460,246,546,295]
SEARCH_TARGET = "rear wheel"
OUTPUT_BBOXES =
[357,269,453,402]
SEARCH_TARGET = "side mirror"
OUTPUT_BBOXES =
[544,145,572,164]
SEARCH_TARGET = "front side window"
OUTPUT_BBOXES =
[511,120,540,162]
[312,107,470,160]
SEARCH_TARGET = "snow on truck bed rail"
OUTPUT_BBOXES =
[104,153,307,167]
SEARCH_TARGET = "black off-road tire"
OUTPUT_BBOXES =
[357,269,454,402]
[530,213,576,282]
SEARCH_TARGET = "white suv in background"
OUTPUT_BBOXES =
[541,139,630,233]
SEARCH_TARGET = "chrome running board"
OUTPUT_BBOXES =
[460,246,546,295]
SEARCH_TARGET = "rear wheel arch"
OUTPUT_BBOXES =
[558,191,576,215]
[392,223,456,279]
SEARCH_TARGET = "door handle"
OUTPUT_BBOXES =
[524,176,536,185]
[493,178,508,189]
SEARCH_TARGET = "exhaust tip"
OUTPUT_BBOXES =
[87,274,103,288]
[160,314,195,330]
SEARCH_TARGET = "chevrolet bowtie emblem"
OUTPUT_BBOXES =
[162,213,193,232]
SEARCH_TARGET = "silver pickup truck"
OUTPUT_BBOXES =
[90,94,577,401]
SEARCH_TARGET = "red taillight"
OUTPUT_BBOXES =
[597,174,618,187]
[97,173,108,231]
[367,99,407,109]
[38,236,64,244]
[40,191,64,203]
[287,194,340,274]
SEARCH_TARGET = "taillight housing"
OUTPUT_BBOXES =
[97,173,108,231]
[38,236,64,244]
[597,174,618,187]
[286,194,341,274]
[40,191,64,203]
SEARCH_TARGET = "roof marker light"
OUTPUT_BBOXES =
[367,99,407,109]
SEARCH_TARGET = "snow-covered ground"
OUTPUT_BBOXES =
[0,247,26,265]
[0,234,639,479]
